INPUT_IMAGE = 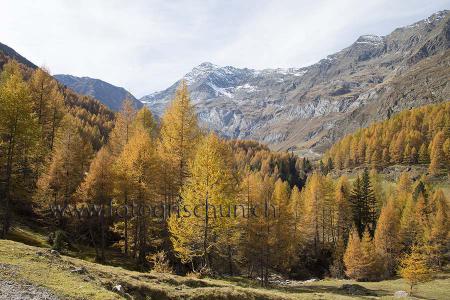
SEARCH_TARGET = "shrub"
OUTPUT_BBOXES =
[147,251,172,274]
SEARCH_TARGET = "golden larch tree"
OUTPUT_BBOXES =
[399,245,433,294]
[399,195,419,251]
[158,81,200,204]
[29,67,65,151]
[374,198,400,278]
[113,127,160,264]
[108,99,137,157]
[429,131,445,175]
[271,179,296,271]
[427,190,448,269]
[0,60,39,237]
[344,227,363,279]
[168,133,237,271]
[77,147,114,262]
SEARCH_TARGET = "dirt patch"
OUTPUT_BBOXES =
[0,279,60,300]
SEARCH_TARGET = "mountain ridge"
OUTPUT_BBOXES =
[54,74,143,111]
[0,42,37,69]
[141,10,450,156]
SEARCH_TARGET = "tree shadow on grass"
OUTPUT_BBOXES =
[218,276,394,298]
[269,283,391,298]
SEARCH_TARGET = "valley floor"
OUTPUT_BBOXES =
[0,239,449,300]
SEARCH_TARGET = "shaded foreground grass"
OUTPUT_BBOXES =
[0,239,330,300]
[1,240,450,299]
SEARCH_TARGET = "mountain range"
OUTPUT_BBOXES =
[141,10,450,156]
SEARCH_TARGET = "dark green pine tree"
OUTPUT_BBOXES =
[326,157,333,172]
[302,157,312,173]
[319,160,327,175]
[361,168,377,237]
[350,175,364,236]
[413,181,427,200]
[350,169,377,237]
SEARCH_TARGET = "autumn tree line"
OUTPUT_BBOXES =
[304,171,447,287]
[325,102,450,175]
[0,60,114,238]
[0,60,448,287]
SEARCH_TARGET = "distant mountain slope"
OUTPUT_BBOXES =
[141,10,450,156]
[325,101,450,170]
[0,42,37,69]
[0,43,116,147]
[55,74,143,111]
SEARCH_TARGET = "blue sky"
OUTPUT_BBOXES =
[1,0,449,97]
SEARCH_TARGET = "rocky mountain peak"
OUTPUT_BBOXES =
[355,34,384,45]
[418,10,448,25]
[184,62,220,83]
[198,61,218,69]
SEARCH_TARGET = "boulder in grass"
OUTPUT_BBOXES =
[394,290,409,298]
[70,266,87,274]
[113,285,125,295]
[112,285,132,299]
[340,284,374,296]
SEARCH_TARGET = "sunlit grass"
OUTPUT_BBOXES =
[1,239,449,300]
[0,240,120,299]
[6,225,50,248]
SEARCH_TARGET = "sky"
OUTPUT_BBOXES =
[1,0,449,97]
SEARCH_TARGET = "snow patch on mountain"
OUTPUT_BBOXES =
[355,35,384,45]
[208,82,234,98]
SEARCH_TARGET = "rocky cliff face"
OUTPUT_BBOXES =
[55,75,143,111]
[141,10,450,156]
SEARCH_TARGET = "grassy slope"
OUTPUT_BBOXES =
[0,239,317,300]
[1,239,449,300]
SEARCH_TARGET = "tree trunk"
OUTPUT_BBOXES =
[2,127,16,238]
[124,192,129,254]
[228,244,233,275]
[203,192,209,269]
[100,211,105,262]
[50,107,57,150]
[88,219,99,260]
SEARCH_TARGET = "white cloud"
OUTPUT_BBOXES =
[0,0,449,97]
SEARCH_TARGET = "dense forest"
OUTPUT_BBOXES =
[0,60,448,290]
[325,102,450,174]
[0,60,114,234]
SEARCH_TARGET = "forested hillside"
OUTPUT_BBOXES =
[0,59,448,298]
[325,101,450,174]
[0,59,115,229]
[229,140,311,188]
